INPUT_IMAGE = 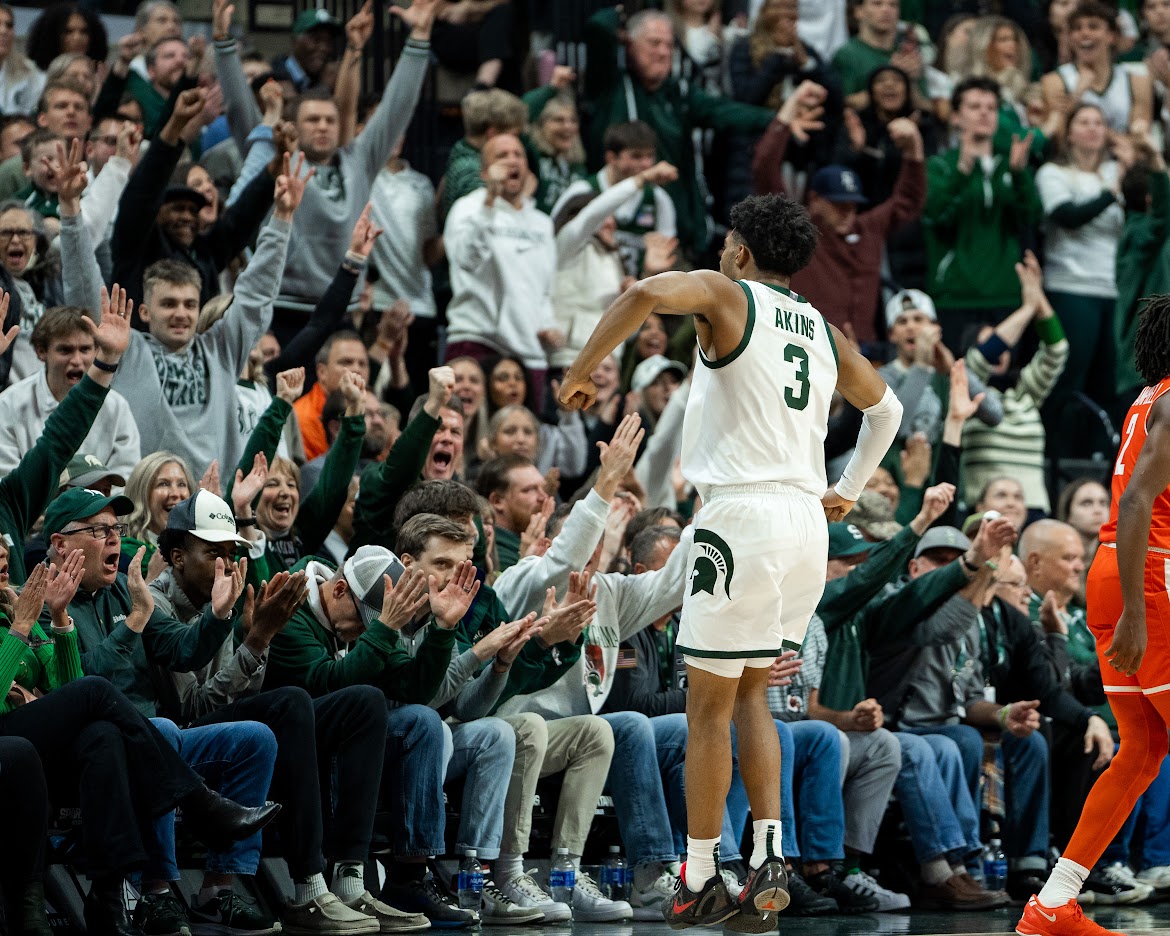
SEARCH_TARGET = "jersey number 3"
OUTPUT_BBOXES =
[783,344,810,411]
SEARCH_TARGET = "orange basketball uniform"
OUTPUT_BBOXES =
[1090,375,1170,696]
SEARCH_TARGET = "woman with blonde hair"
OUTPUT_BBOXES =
[963,16,1051,159]
[45,51,95,99]
[0,4,44,114]
[121,451,196,576]
[528,93,587,215]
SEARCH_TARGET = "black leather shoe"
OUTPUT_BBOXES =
[85,880,145,936]
[179,786,281,850]
[5,881,53,936]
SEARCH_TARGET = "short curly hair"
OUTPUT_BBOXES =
[727,194,819,278]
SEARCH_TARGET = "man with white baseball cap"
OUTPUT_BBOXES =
[151,491,428,934]
[630,354,687,425]
[264,542,487,929]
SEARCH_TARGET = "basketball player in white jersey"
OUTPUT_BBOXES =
[559,194,902,932]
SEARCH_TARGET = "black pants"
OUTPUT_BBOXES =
[0,737,48,886]
[190,685,387,878]
[1051,720,1103,851]
[0,677,202,875]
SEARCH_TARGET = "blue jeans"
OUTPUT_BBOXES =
[600,711,682,869]
[384,705,447,858]
[443,717,515,860]
[1104,740,1170,869]
[147,718,277,880]
[1000,731,1050,864]
[894,731,982,865]
[724,720,840,862]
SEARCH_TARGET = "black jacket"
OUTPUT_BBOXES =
[602,615,686,718]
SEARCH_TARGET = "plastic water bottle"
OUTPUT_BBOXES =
[983,839,1007,892]
[601,845,629,900]
[457,849,484,910]
[549,847,576,904]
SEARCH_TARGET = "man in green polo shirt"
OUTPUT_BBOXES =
[832,0,934,110]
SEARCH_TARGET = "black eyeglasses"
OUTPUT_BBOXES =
[61,522,128,540]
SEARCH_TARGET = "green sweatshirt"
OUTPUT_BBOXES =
[494,527,521,573]
[0,374,110,586]
[455,581,582,713]
[525,83,587,215]
[0,621,84,715]
[350,409,440,554]
[51,573,236,717]
[226,395,365,577]
[583,7,774,253]
[816,525,922,635]
[1115,171,1170,397]
[262,556,455,702]
[923,149,1043,310]
[820,562,970,711]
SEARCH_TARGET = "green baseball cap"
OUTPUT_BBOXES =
[292,8,342,34]
[827,523,872,559]
[43,488,134,540]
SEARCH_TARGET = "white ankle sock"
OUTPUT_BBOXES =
[293,874,328,905]
[685,836,720,891]
[750,819,782,870]
[1037,858,1090,909]
[921,858,954,886]
[332,862,365,902]
[495,854,523,884]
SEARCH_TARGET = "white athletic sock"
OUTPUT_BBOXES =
[750,819,782,870]
[196,884,230,906]
[685,836,721,891]
[921,858,955,886]
[332,862,365,901]
[1038,857,1090,909]
[495,853,523,884]
[293,874,328,905]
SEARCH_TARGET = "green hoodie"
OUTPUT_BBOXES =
[924,149,1042,310]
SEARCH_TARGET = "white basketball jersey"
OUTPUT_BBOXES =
[681,280,839,499]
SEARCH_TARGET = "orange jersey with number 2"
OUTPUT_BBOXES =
[1099,376,1170,549]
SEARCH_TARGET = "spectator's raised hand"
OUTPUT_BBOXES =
[900,431,932,488]
[162,88,207,143]
[210,556,248,620]
[947,359,984,423]
[349,203,384,259]
[542,466,560,500]
[48,139,87,214]
[970,516,1018,564]
[243,570,308,646]
[911,482,955,533]
[232,452,269,513]
[273,152,315,221]
[346,0,374,51]
[0,293,17,356]
[258,79,283,125]
[116,120,142,168]
[550,65,576,90]
[212,0,234,39]
[388,0,440,38]
[642,233,678,276]
[521,497,555,559]
[339,370,366,415]
[425,365,455,415]
[82,285,134,363]
[887,116,923,156]
[538,582,596,646]
[10,562,48,637]
[376,301,413,362]
[766,649,802,687]
[596,412,644,500]
[1039,590,1068,635]
[115,31,145,71]
[843,108,866,152]
[638,161,678,187]
[377,567,429,631]
[185,34,207,79]
[429,560,481,629]
[200,460,222,498]
[1009,131,1035,172]
[276,367,305,403]
[778,80,826,142]
[44,550,85,621]
[126,547,155,632]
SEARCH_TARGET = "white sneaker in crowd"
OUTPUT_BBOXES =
[629,865,679,921]
[478,879,543,926]
[1135,865,1170,890]
[841,870,910,911]
[570,871,633,923]
[496,871,572,924]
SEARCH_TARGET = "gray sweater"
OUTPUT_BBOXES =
[61,210,291,475]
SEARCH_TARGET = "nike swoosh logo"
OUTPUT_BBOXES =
[1029,899,1057,923]
[673,897,698,913]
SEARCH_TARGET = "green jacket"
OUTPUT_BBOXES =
[583,7,774,253]
[51,573,236,717]
[226,395,364,577]
[1115,171,1170,397]
[0,621,84,715]
[495,527,521,573]
[924,149,1042,310]
[455,581,582,713]
[816,525,922,635]
[525,81,587,215]
[820,561,970,711]
[262,556,455,702]
[350,409,440,555]
[126,72,169,140]
[0,374,111,585]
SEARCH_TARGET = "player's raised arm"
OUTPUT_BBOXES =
[823,322,903,521]
[1111,394,1170,674]
[559,270,744,410]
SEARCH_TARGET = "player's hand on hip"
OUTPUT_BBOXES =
[558,370,599,411]
[822,487,855,521]
[1105,609,1148,677]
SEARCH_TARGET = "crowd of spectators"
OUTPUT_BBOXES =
[0,0,1167,934]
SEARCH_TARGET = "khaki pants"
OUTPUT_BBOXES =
[500,713,614,856]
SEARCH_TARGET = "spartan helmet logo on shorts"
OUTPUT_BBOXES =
[689,530,735,599]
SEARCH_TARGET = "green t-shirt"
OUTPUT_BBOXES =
[831,37,929,99]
